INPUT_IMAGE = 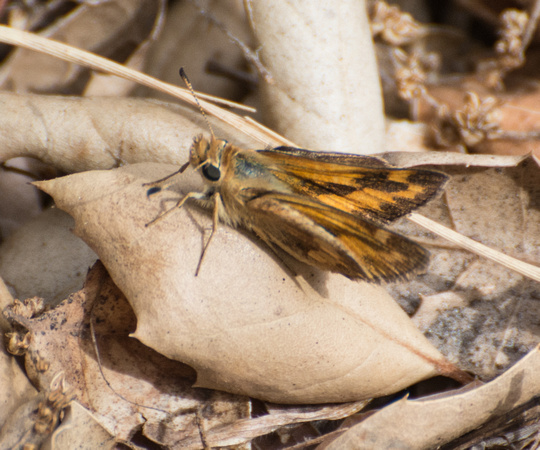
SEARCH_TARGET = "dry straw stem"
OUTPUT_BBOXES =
[2,8,537,298]
[522,0,540,50]
[0,15,535,300]
[0,17,452,262]
[0,0,166,95]
[409,213,540,283]
[0,24,295,147]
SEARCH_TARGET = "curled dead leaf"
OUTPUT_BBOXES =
[250,2,385,154]
[34,162,457,404]
[323,345,540,449]
[0,92,261,173]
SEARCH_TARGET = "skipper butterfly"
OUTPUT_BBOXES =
[145,70,448,282]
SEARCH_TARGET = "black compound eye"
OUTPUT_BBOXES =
[202,163,221,181]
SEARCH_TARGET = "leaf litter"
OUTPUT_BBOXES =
[0,0,540,448]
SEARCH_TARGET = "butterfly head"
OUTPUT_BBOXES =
[190,134,228,183]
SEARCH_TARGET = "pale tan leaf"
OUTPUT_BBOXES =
[321,345,540,450]
[2,264,374,448]
[0,92,260,173]
[34,163,461,404]
[0,208,97,306]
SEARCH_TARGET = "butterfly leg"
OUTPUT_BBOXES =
[143,162,190,196]
[145,191,207,227]
[195,191,222,276]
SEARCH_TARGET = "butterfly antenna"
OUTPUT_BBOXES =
[179,67,216,140]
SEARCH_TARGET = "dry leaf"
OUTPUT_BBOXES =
[249,1,385,154]
[0,92,260,173]
[3,262,251,446]
[0,208,97,306]
[176,401,368,448]
[34,162,458,404]
[321,345,540,449]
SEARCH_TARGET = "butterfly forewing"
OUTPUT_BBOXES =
[258,147,448,224]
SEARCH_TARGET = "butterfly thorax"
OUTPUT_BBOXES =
[190,135,293,227]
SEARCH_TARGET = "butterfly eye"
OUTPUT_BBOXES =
[202,163,221,181]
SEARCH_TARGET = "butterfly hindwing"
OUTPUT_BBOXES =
[246,192,429,282]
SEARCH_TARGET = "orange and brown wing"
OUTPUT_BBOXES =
[258,147,448,224]
[246,193,429,282]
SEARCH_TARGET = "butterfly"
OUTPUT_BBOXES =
[145,68,448,282]
[146,133,447,282]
